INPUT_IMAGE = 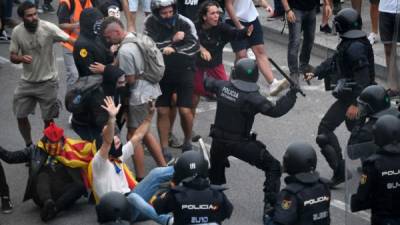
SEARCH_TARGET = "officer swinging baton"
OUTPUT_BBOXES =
[268,58,306,97]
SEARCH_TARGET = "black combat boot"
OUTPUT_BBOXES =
[329,159,352,188]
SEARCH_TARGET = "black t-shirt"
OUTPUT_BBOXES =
[177,0,206,23]
[57,0,91,24]
[288,0,317,11]
[196,22,247,68]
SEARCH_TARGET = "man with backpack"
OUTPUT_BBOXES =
[100,16,168,181]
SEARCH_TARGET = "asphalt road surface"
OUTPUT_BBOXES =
[0,10,372,225]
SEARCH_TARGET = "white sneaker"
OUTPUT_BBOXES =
[68,114,73,125]
[269,79,289,96]
[368,32,377,45]
[167,216,174,225]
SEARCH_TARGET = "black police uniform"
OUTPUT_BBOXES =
[71,8,125,146]
[267,175,331,225]
[204,76,297,208]
[347,107,400,161]
[153,177,233,225]
[314,33,375,185]
[351,148,400,224]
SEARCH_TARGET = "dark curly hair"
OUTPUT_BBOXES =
[17,1,36,18]
[198,0,220,25]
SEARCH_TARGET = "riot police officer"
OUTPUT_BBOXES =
[204,58,298,220]
[265,142,331,225]
[96,191,131,225]
[305,8,375,187]
[351,115,400,225]
[152,150,233,225]
[347,85,398,162]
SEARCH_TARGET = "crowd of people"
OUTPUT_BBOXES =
[0,0,399,224]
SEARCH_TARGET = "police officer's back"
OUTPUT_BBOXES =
[265,143,331,225]
[153,150,233,225]
[351,115,400,225]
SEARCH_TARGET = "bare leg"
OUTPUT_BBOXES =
[157,107,171,149]
[351,0,362,14]
[179,107,193,145]
[128,11,137,32]
[128,128,145,180]
[370,3,379,34]
[143,132,166,166]
[191,94,200,117]
[251,44,275,84]
[384,43,399,91]
[321,0,332,26]
[17,117,32,146]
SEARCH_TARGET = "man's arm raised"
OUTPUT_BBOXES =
[98,96,121,159]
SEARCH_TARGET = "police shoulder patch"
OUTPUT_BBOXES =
[281,199,292,210]
[360,174,367,185]
[80,48,88,58]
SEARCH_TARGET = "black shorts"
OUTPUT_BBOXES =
[156,69,194,108]
[225,18,264,52]
[379,12,400,44]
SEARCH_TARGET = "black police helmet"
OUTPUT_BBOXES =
[173,150,208,184]
[283,142,319,183]
[96,192,131,223]
[357,85,390,118]
[230,58,259,92]
[373,115,400,149]
[334,8,365,38]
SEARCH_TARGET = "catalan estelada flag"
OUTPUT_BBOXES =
[37,138,97,168]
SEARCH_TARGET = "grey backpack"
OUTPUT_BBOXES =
[121,32,165,84]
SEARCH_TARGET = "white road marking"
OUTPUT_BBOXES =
[0,56,22,69]
[331,199,371,222]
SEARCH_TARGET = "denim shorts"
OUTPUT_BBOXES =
[128,0,151,12]
[225,18,264,52]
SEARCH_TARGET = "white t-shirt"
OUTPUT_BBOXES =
[9,20,69,82]
[379,0,400,13]
[118,33,162,106]
[225,0,259,23]
[92,142,135,198]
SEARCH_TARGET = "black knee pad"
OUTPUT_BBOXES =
[316,134,330,148]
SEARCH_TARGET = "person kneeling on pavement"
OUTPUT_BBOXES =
[88,96,174,225]
[0,123,90,221]
[152,150,233,225]
[351,115,400,225]
[264,142,331,225]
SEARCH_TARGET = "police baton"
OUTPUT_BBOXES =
[268,58,306,97]
[198,138,211,169]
